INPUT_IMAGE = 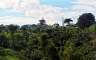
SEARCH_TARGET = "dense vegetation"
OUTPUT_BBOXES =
[0,13,96,60]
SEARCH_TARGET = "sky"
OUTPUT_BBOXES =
[0,0,96,25]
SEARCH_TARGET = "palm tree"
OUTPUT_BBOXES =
[64,18,73,26]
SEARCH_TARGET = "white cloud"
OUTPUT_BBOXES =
[0,0,65,25]
[72,0,96,12]
[68,0,96,23]
[1,0,96,25]
[57,0,96,24]
[0,0,19,8]
[18,0,65,25]
[0,16,39,25]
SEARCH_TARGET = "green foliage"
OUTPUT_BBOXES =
[0,23,95,60]
[0,48,22,60]
[77,13,95,29]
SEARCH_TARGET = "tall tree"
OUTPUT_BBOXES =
[39,18,46,25]
[77,13,95,28]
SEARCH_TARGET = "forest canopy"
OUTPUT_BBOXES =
[0,13,96,60]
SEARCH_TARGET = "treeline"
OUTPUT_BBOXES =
[0,13,96,60]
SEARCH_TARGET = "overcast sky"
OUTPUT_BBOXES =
[0,0,96,25]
